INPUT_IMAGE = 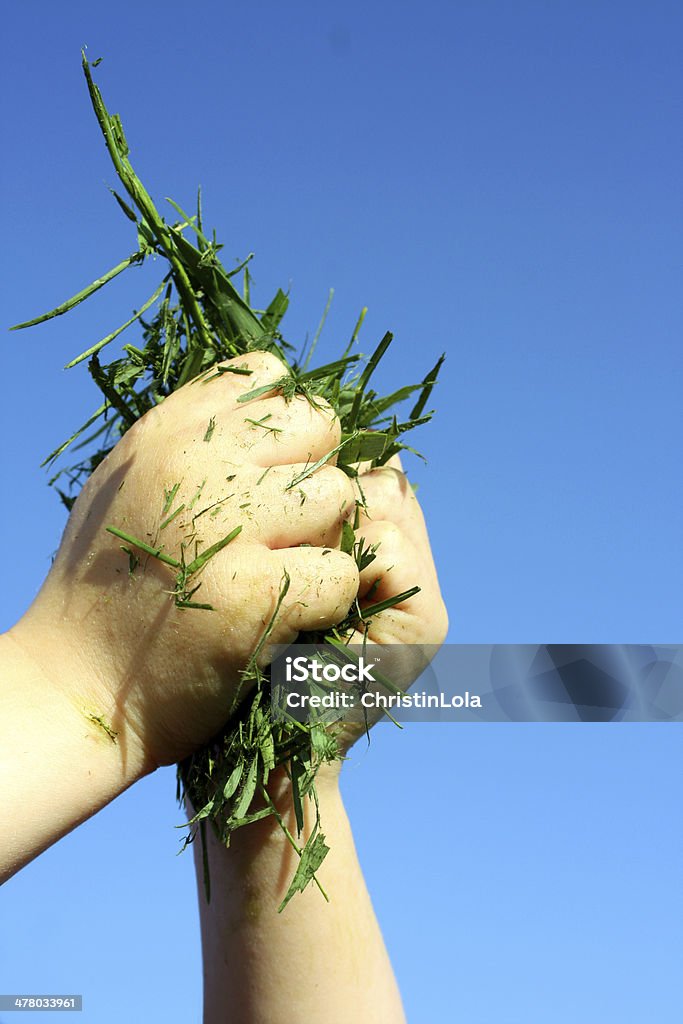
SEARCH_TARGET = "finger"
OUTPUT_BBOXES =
[355,467,432,561]
[258,465,355,549]
[355,521,448,645]
[275,547,359,634]
[201,350,290,398]
[356,521,427,602]
[353,451,404,476]
[235,393,342,466]
[156,352,291,436]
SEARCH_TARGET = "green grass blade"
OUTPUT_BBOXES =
[285,434,360,489]
[40,402,108,467]
[64,278,167,368]
[109,188,137,222]
[341,306,368,358]
[347,331,393,429]
[196,187,206,251]
[278,831,330,912]
[409,353,445,420]
[302,288,333,371]
[261,288,290,336]
[11,252,145,330]
[105,526,181,568]
[360,585,421,619]
[236,374,290,404]
[88,355,138,426]
[185,525,243,574]
[298,354,361,383]
[81,53,217,355]
[165,196,210,247]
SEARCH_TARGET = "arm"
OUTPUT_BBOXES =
[0,351,359,883]
[192,460,448,1023]
[194,767,405,1024]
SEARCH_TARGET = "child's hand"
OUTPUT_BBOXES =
[12,352,359,770]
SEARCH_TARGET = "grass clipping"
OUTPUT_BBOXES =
[13,54,444,911]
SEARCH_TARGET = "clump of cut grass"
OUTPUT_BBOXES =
[12,54,444,910]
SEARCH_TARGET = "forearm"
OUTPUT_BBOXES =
[0,629,149,883]
[193,769,405,1024]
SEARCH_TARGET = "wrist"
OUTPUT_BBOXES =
[0,627,151,882]
[188,760,344,872]
[6,607,155,780]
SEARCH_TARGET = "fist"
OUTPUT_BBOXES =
[20,353,359,768]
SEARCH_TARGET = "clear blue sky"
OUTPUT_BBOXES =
[1,2,681,1021]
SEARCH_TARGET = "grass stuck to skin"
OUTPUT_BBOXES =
[12,53,444,911]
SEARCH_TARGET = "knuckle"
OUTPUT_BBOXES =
[358,525,406,576]
[307,394,341,430]
[321,466,356,506]
[366,520,404,549]
[224,350,288,378]
[360,467,411,511]
[369,466,407,495]
[326,549,360,588]
[310,393,335,418]
[255,350,289,376]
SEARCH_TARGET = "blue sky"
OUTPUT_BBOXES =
[1,2,681,1021]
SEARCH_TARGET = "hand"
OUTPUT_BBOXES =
[10,352,359,770]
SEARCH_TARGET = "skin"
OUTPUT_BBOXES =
[1,351,359,878]
[193,457,448,1024]
[4,351,360,774]
[0,350,448,1021]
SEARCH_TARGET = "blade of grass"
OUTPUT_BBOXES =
[41,402,109,467]
[185,525,243,574]
[105,526,181,568]
[302,288,333,371]
[82,53,218,356]
[409,353,445,420]
[65,278,168,368]
[347,331,393,430]
[285,434,360,490]
[360,585,421,619]
[11,252,146,330]
[341,306,368,358]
